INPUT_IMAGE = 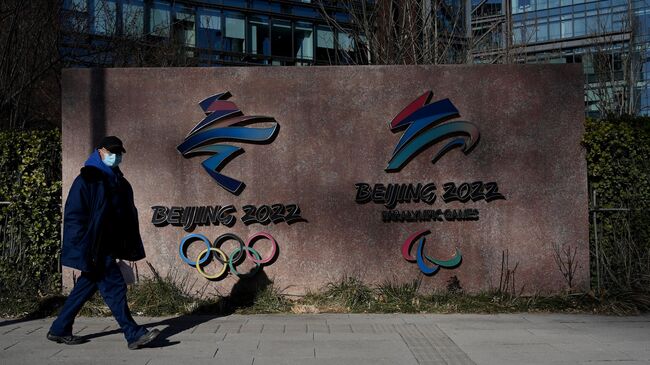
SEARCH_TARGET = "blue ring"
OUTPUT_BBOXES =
[179,233,212,266]
[416,237,440,275]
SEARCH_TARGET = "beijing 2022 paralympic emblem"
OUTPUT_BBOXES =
[388,91,475,275]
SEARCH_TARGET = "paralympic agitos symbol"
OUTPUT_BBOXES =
[386,91,479,172]
[402,230,462,275]
[177,92,279,194]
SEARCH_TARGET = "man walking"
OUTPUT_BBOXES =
[47,136,159,350]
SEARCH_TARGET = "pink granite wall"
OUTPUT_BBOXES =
[61,65,588,296]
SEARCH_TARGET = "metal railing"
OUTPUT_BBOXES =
[589,190,650,292]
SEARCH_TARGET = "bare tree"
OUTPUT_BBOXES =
[316,0,467,65]
[585,2,645,117]
[0,1,61,130]
[61,0,201,68]
[552,242,579,291]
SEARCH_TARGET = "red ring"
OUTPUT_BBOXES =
[401,230,430,262]
[245,232,278,264]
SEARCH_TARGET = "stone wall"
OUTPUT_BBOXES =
[62,65,588,296]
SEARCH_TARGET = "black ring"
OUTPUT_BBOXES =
[212,233,244,264]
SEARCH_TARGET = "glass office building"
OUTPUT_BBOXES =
[471,0,650,116]
[61,0,363,66]
[60,0,650,115]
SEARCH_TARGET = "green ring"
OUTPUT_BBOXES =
[228,246,262,277]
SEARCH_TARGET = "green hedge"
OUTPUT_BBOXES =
[583,116,650,292]
[0,130,61,296]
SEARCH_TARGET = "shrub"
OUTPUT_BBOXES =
[583,116,650,293]
[0,129,61,299]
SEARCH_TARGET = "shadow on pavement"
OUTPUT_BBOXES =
[0,295,67,328]
[81,269,273,348]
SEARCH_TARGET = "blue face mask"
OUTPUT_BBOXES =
[102,152,122,167]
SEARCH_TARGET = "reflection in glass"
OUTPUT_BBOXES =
[92,0,116,35]
[150,2,171,37]
[549,21,561,39]
[536,23,548,42]
[249,17,270,56]
[225,13,245,52]
[574,17,586,36]
[585,16,598,33]
[561,20,573,38]
[173,6,195,46]
[316,26,334,61]
[512,0,532,14]
[513,26,523,45]
[295,22,313,60]
[337,32,354,52]
[337,31,355,63]
[123,1,144,37]
[272,19,292,57]
[198,8,221,49]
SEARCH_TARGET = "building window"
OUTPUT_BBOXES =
[295,22,314,60]
[512,0,531,14]
[574,17,586,36]
[249,16,270,56]
[337,31,354,52]
[536,0,548,11]
[123,0,144,37]
[337,31,355,63]
[225,13,245,53]
[585,16,598,34]
[293,6,318,18]
[198,8,221,50]
[549,21,561,39]
[63,0,89,33]
[513,26,523,45]
[150,1,171,37]
[316,26,334,62]
[65,0,88,11]
[272,19,293,58]
[173,6,195,47]
[91,0,117,35]
[599,13,613,32]
[536,23,548,42]
[612,12,626,32]
[561,20,573,38]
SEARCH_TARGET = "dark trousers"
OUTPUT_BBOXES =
[49,255,146,343]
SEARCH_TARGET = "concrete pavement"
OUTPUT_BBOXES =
[1,313,649,365]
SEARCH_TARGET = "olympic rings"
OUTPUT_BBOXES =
[212,233,244,264]
[228,246,261,277]
[245,232,278,264]
[179,233,212,266]
[195,247,228,279]
[179,232,279,280]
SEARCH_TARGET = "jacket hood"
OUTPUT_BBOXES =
[84,150,119,185]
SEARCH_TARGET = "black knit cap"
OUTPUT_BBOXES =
[97,136,126,154]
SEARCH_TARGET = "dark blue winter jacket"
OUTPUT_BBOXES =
[61,150,145,272]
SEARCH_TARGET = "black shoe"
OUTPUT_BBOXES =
[128,329,160,350]
[46,331,87,345]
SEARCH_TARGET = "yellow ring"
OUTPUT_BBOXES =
[195,247,228,279]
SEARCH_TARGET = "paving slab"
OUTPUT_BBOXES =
[0,313,649,365]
